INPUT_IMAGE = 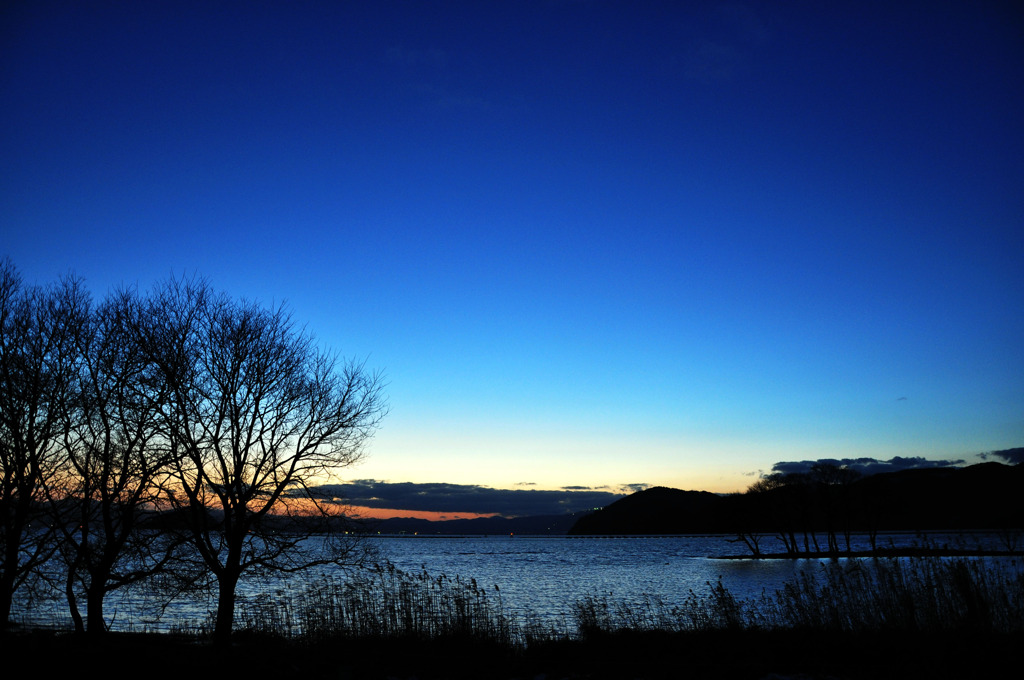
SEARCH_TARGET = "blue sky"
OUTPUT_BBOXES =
[3,1,1021,501]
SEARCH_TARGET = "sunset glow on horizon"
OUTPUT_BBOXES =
[347,506,498,523]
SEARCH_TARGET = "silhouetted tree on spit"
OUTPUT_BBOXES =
[739,464,863,557]
[744,473,802,556]
[809,462,860,554]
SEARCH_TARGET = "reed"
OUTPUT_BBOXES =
[573,556,1024,636]
[228,562,554,646]
[215,555,1024,646]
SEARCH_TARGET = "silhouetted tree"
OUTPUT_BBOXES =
[0,260,86,627]
[747,473,803,556]
[48,288,185,634]
[729,491,767,557]
[809,463,861,554]
[138,277,386,645]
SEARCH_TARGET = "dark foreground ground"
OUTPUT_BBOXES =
[3,628,1020,679]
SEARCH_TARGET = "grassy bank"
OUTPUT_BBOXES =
[6,624,1021,679]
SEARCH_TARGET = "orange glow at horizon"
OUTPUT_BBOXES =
[345,505,499,522]
[140,492,501,522]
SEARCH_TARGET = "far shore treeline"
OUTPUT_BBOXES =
[569,459,1024,554]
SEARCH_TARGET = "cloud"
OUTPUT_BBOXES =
[620,483,650,494]
[715,2,772,45]
[384,44,495,113]
[681,2,771,82]
[385,46,449,71]
[683,40,743,81]
[310,480,625,517]
[768,456,965,477]
[982,447,1024,465]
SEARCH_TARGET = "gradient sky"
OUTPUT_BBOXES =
[3,1,1022,504]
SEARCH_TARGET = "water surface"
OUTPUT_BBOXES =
[15,531,1009,631]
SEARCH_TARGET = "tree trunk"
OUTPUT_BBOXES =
[66,566,85,634]
[86,581,107,634]
[0,570,14,629]
[213,568,241,646]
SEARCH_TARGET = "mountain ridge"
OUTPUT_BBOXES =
[568,461,1023,537]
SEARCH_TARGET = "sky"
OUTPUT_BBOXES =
[2,1,1022,515]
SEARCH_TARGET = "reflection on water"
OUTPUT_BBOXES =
[13,531,1011,631]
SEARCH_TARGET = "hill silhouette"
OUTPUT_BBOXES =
[568,487,730,534]
[568,462,1024,538]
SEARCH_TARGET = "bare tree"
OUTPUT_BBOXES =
[809,463,861,554]
[740,473,801,556]
[49,288,185,634]
[0,260,86,627]
[139,277,386,644]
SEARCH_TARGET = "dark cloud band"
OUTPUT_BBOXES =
[769,456,965,477]
[309,480,626,517]
[982,447,1024,465]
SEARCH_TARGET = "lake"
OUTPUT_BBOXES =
[366,531,1010,624]
[14,531,1012,632]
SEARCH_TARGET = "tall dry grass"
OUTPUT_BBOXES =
[573,556,1024,636]
[222,556,1022,645]
[230,562,560,645]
